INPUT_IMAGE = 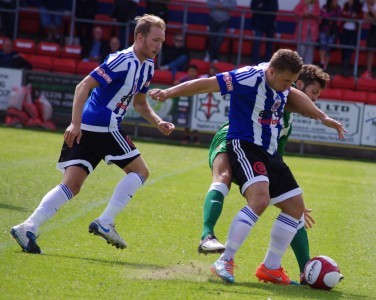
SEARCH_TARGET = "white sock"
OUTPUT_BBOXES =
[297,214,305,230]
[263,212,299,269]
[23,184,73,232]
[221,206,259,261]
[98,172,144,224]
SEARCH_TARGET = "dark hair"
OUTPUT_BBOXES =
[269,49,303,74]
[134,14,166,39]
[298,64,330,90]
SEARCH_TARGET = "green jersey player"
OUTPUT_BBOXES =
[199,64,330,284]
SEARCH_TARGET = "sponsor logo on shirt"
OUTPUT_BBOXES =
[96,67,112,84]
[222,73,233,91]
[258,109,283,125]
[258,98,283,125]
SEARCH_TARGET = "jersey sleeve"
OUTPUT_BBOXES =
[215,70,237,96]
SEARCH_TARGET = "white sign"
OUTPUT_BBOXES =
[361,105,376,147]
[290,99,364,145]
[190,92,230,131]
[0,67,23,110]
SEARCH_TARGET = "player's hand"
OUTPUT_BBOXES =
[304,208,315,229]
[64,123,82,147]
[157,121,175,136]
[322,117,347,140]
[149,89,168,102]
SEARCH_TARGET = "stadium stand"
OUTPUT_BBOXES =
[331,75,356,90]
[320,88,343,101]
[342,90,368,103]
[76,61,99,76]
[27,54,53,72]
[153,70,173,85]
[189,58,210,75]
[213,61,235,73]
[13,38,36,54]
[36,41,61,57]
[52,58,77,75]
[357,78,376,93]
[61,45,82,60]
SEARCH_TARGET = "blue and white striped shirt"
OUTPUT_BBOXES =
[216,63,290,155]
[81,46,154,132]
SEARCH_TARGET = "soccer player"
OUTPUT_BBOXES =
[197,64,330,285]
[10,14,175,254]
[149,50,346,284]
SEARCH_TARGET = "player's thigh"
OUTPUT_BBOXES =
[212,152,232,186]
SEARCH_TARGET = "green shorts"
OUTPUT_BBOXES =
[208,123,229,170]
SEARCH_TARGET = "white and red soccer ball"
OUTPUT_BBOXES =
[303,255,343,290]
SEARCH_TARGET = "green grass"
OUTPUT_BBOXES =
[0,127,375,299]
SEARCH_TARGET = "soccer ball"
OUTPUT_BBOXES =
[303,255,343,290]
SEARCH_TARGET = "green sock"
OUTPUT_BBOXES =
[290,227,310,273]
[201,189,224,240]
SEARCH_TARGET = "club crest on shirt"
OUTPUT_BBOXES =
[271,95,281,111]
[96,67,112,84]
[222,73,233,92]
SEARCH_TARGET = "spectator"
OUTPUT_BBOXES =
[293,0,321,64]
[340,0,363,77]
[75,0,98,45]
[250,0,279,65]
[109,36,121,54]
[362,0,376,79]
[111,0,139,48]
[0,38,32,70]
[173,64,200,144]
[39,0,65,43]
[0,0,16,39]
[159,33,189,77]
[205,0,237,63]
[199,65,219,78]
[81,26,111,63]
[146,0,170,23]
[318,0,342,71]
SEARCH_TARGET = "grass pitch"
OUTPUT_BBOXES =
[0,127,375,299]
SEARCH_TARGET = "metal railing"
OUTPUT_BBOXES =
[2,0,375,77]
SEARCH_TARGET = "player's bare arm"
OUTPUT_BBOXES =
[149,76,220,101]
[286,88,347,139]
[133,93,175,136]
[64,76,99,147]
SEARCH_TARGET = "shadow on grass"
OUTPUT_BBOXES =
[0,203,30,212]
[206,277,373,300]
[41,252,163,269]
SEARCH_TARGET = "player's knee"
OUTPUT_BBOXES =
[218,171,232,186]
[66,183,82,196]
[138,168,149,181]
[248,197,269,216]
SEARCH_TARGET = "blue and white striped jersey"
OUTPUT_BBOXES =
[216,63,291,155]
[81,46,154,132]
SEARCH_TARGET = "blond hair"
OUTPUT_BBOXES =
[134,14,166,39]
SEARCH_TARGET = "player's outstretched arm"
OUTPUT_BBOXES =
[286,88,347,139]
[133,93,175,136]
[149,77,220,102]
